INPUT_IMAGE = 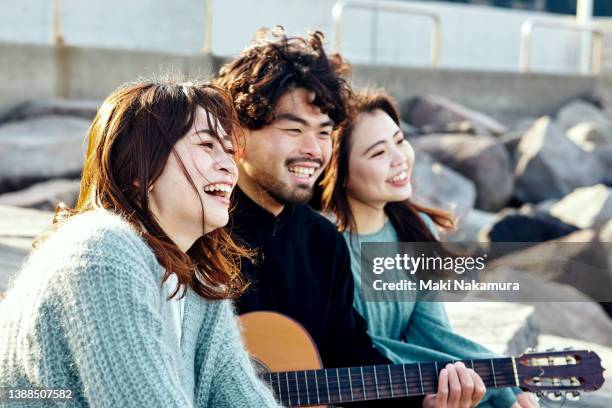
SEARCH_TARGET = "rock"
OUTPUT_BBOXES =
[513,117,607,203]
[567,122,612,151]
[441,208,497,254]
[0,242,28,298]
[0,99,99,125]
[0,204,54,239]
[400,94,508,136]
[0,115,89,193]
[556,98,612,135]
[600,219,612,241]
[0,205,53,298]
[421,120,480,135]
[411,149,476,224]
[549,184,612,230]
[593,145,612,179]
[497,130,523,162]
[412,135,513,211]
[487,229,612,317]
[399,120,420,137]
[445,301,538,356]
[479,266,612,346]
[0,179,81,211]
[481,212,579,246]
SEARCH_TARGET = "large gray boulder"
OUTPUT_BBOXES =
[513,117,606,203]
[0,115,89,193]
[412,135,514,211]
[487,228,612,317]
[0,179,81,211]
[411,150,476,225]
[0,205,54,298]
[480,210,579,247]
[549,184,612,230]
[0,99,99,125]
[0,243,28,298]
[479,266,612,347]
[593,145,612,179]
[400,94,508,136]
[440,208,497,254]
[556,99,612,135]
[567,122,612,151]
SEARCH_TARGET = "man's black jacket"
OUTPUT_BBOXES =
[231,188,423,407]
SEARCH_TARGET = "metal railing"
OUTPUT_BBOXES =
[51,0,64,45]
[519,18,604,74]
[331,0,441,67]
[202,0,213,53]
[50,0,216,53]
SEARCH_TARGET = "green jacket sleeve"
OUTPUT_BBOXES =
[204,301,281,408]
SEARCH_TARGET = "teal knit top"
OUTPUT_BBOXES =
[344,220,521,408]
[0,210,280,407]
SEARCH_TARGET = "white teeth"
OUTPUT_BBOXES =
[289,166,316,178]
[389,171,408,183]
[203,183,232,193]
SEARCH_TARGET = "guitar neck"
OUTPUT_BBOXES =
[262,357,518,406]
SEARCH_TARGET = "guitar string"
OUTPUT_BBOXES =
[265,366,596,404]
[266,368,519,403]
[264,363,520,389]
[263,362,595,389]
[267,375,595,405]
[271,376,584,407]
[265,371,519,391]
[264,362,519,388]
[262,359,598,403]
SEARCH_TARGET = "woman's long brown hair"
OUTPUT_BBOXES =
[44,79,251,301]
[321,89,455,242]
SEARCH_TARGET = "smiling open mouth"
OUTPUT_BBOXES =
[203,183,231,199]
[387,171,408,183]
[288,165,317,179]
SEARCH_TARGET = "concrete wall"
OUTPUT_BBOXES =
[0,42,217,110]
[0,42,600,125]
[0,0,592,74]
[350,65,598,123]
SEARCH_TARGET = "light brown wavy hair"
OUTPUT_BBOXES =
[45,79,251,301]
[321,89,456,242]
[215,27,353,130]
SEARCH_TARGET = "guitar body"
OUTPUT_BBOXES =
[239,311,326,407]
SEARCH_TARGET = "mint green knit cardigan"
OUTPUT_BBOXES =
[0,210,280,407]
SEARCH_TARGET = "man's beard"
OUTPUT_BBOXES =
[255,170,314,205]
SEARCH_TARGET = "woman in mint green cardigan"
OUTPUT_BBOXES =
[321,89,538,408]
[0,80,280,407]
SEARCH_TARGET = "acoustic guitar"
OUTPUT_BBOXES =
[239,311,605,407]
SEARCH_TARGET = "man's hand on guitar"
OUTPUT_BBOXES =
[422,362,486,408]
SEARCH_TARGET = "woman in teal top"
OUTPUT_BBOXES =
[321,89,537,408]
[0,80,280,407]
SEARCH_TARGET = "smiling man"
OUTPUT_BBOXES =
[216,29,424,407]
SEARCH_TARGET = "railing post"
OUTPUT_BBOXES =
[519,19,603,75]
[577,0,594,75]
[202,0,213,53]
[51,0,64,45]
[331,0,441,67]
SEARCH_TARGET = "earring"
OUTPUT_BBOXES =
[148,185,154,193]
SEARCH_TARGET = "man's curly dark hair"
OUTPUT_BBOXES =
[215,27,353,130]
